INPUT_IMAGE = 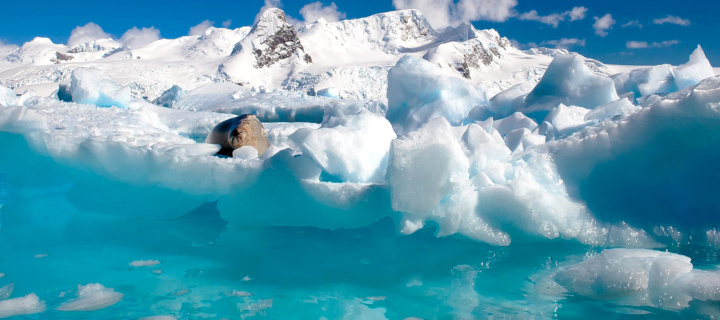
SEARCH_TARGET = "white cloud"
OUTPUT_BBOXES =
[568,6,587,21]
[222,20,232,28]
[622,20,642,28]
[653,15,690,26]
[300,2,346,23]
[68,22,112,47]
[593,14,615,37]
[518,6,587,28]
[120,27,161,49]
[518,10,564,27]
[393,0,453,28]
[626,40,680,49]
[626,41,648,49]
[393,0,517,29]
[255,0,283,23]
[0,39,18,51]
[542,38,586,49]
[458,0,517,23]
[189,20,214,36]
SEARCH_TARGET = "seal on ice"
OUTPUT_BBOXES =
[206,114,270,156]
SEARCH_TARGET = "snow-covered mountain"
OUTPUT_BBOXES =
[0,8,561,103]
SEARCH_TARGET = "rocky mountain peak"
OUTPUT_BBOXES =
[233,8,311,69]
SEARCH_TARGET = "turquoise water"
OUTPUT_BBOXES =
[1,181,719,319]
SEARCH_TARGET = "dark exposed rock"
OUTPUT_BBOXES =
[51,52,74,64]
[253,19,309,68]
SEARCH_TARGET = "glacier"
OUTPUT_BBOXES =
[0,7,719,319]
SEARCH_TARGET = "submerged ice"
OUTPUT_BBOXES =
[0,15,719,318]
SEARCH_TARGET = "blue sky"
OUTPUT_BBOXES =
[0,0,715,66]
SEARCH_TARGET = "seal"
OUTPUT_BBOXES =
[206,114,271,156]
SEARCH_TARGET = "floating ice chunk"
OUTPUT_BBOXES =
[233,146,259,160]
[503,128,544,152]
[492,112,538,136]
[154,85,185,108]
[69,68,134,109]
[523,54,618,119]
[584,98,640,122]
[0,283,13,299]
[340,299,387,319]
[130,260,160,267]
[637,66,677,97]
[0,86,15,107]
[446,265,479,320]
[57,283,124,311]
[225,290,254,297]
[553,249,720,309]
[0,293,46,318]
[238,298,273,318]
[613,64,679,99]
[550,76,720,230]
[544,104,590,137]
[611,47,714,101]
[291,106,396,183]
[674,45,715,90]
[387,117,504,243]
[503,128,530,152]
[461,123,511,166]
[386,55,488,135]
[555,249,692,300]
[316,87,340,98]
[387,117,469,217]
[489,82,534,117]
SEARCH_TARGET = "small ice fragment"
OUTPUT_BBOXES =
[151,269,163,275]
[33,254,47,258]
[0,293,46,318]
[225,290,253,297]
[130,260,161,267]
[0,274,5,279]
[184,268,202,278]
[233,146,259,159]
[171,289,190,297]
[57,283,124,311]
[238,298,273,318]
[406,277,423,287]
[242,276,252,282]
[0,283,13,299]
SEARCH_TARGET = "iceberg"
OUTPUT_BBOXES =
[0,294,46,318]
[291,105,396,183]
[554,248,720,309]
[386,56,489,135]
[57,283,124,311]
[522,54,619,120]
[68,68,134,109]
[612,45,715,100]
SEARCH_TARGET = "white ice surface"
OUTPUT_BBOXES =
[386,56,488,135]
[56,283,124,311]
[555,249,720,309]
[0,293,46,318]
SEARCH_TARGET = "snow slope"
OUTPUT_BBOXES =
[0,8,560,104]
